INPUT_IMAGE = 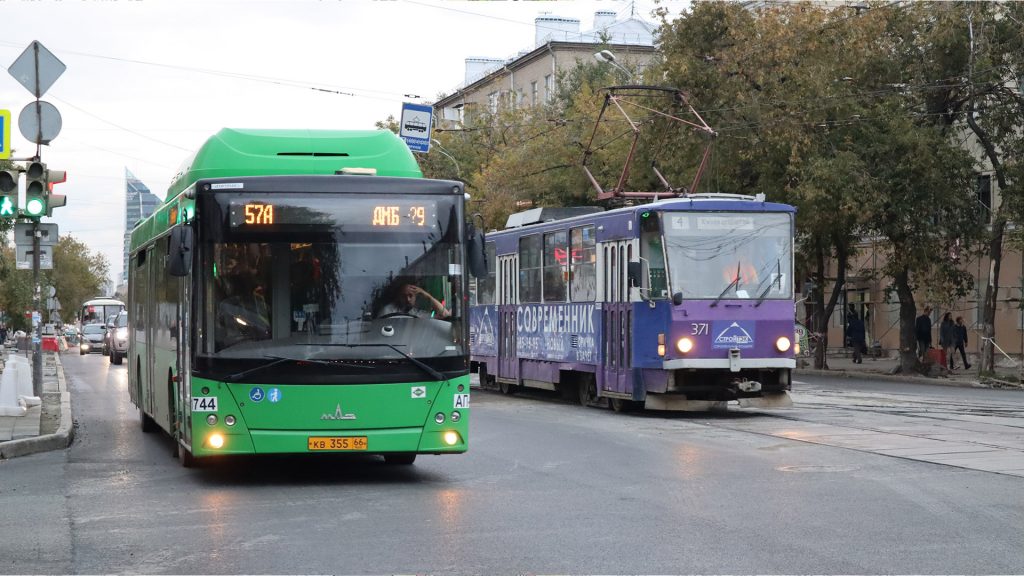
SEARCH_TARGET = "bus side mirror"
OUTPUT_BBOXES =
[466,223,487,278]
[627,261,643,288]
[167,225,193,277]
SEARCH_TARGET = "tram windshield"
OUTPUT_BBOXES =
[661,212,793,301]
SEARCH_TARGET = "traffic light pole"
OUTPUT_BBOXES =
[32,220,42,397]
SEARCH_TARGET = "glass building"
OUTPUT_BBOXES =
[122,169,162,284]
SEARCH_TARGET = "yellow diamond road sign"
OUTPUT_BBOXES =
[0,109,10,160]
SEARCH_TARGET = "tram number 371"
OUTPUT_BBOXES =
[691,322,709,336]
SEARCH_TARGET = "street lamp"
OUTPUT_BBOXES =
[594,49,634,82]
[430,139,461,180]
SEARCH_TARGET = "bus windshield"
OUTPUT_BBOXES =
[662,212,793,301]
[197,194,465,364]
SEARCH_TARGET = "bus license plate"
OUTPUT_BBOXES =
[307,436,368,451]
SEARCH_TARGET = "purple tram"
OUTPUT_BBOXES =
[469,193,796,411]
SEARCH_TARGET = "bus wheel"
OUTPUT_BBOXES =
[177,441,197,468]
[139,406,157,433]
[578,377,596,406]
[498,379,516,395]
[384,453,416,465]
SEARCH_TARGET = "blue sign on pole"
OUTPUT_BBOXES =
[0,109,10,160]
[399,102,433,153]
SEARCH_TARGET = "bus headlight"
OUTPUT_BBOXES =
[450,411,461,423]
[206,414,218,426]
[208,433,225,449]
[776,336,792,352]
[443,431,460,446]
[225,415,236,427]
[435,412,445,424]
[676,337,694,354]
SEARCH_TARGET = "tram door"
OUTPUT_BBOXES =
[600,240,633,396]
[496,254,519,383]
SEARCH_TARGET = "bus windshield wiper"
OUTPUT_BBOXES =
[755,259,782,307]
[711,261,742,307]
[321,343,446,382]
[224,355,364,382]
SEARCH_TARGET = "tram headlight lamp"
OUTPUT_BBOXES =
[676,337,694,354]
[443,431,460,446]
[208,433,225,449]
[776,336,792,352]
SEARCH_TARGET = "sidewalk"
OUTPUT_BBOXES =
[796,350,1024,389]
[0,349,73,459]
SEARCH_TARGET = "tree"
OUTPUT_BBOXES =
[48,236,111,324]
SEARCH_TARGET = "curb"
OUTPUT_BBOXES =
[796,367,989,388]
[0,353,73,459]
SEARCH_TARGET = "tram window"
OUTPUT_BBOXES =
[543,230,568,302]
[640,215,667,298]
[570,226,596,302]
[477,242,496,305]
[519,235,542,303]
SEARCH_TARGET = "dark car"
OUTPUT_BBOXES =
[80,323,106,355]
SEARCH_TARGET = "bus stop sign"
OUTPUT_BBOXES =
[399,102,432,153]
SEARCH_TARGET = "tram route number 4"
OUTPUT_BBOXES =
[192,396,218,412]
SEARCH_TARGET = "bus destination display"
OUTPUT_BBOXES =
[228,198,436,230]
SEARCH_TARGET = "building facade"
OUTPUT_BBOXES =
[121,168,162,285]
[435,11,658,122]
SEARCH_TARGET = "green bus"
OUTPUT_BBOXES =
[128,128,484,467]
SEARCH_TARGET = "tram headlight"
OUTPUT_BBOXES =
[776,336,792,352]
[676,337,694,354]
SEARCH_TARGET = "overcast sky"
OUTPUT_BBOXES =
[1,0,688,288]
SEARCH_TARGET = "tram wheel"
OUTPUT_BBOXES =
[610,398,639,413]
[578,378,596,406]
[499,379,517,395]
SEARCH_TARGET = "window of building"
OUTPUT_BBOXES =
[544,75,553,103]
[977,174,992,222]
[519,235,542,303]
[488,91,499,114]
[531,81,538,107]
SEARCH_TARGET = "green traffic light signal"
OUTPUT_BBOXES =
[24,161,46,219]
[0,196,15,217]
[24,196,45,217]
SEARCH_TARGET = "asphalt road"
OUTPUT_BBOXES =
[1,354,1023,574]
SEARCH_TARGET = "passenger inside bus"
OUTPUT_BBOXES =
[377,279,450,320]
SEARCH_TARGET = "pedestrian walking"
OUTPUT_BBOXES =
[954,316,971,369]
[939,312,956,369]
[847,310,866,364]
[915,306,933,361]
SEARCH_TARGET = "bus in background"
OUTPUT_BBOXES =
[469,194,795,411]
[80,297,125,327]
[128,128,485,467]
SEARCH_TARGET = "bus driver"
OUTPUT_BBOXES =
[378,281,450,319]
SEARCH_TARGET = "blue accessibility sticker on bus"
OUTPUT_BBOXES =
[249,387,265,402]
[268,388,282,403]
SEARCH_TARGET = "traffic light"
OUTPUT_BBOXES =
[24,161,46,218]
[0,167,20,218]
